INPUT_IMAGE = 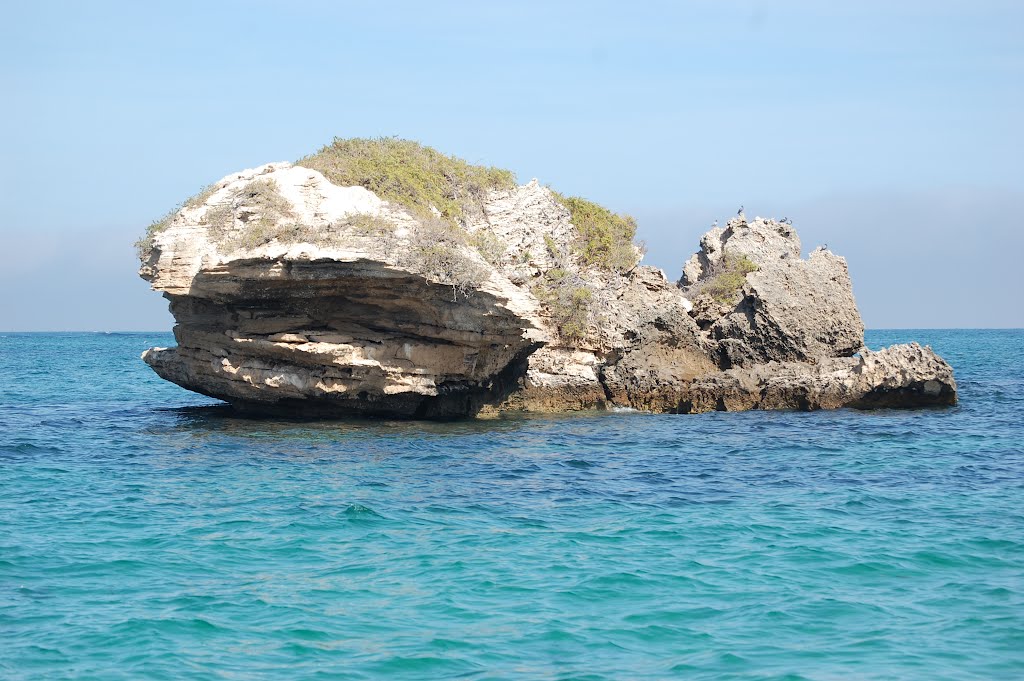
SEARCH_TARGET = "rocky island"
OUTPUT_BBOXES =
[139,138,956,418]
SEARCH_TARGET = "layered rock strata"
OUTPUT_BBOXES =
[140,158,956,417]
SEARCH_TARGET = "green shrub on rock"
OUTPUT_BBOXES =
[296,137,516,223]
[550,192,639,273]
[469,230,507,266]
[532,268,593,342]
[402,217,489,300]
[204,179,296,250]
[695,254,758,305]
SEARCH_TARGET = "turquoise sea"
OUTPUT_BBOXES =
[1,329,1022,680]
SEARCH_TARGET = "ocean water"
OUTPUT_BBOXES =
[1,330,1022,680]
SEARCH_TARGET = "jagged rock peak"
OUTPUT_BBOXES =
[681,215,801,286]
[679,215,864,368]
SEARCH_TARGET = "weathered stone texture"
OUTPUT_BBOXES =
[141,164,955,417]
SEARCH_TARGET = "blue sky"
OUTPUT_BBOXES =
[1,0,1021,330]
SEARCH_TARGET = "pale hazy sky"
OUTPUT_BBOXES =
[2,0,1021,330]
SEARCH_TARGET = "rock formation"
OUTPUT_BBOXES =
[681,216,864,367]
[139,140,956,417]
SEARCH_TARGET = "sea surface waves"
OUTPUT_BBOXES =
[1,330,1022,679]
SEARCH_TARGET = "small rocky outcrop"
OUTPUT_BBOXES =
[681,215,864,367]
[680,343,957,413]
[139,139,956,417]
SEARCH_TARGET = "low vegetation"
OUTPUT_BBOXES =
[203,179,296,250]
[347,213,394,237]
[400,217,489,300]
[135,139,643,329]
[135,183,219,260]
[296,137,516,224]
[211,182,402,251]
[688,254,758,305]
[551,192,639,273]
[531,267,593,342]
[468,229,506,266]
[135,209,176,261]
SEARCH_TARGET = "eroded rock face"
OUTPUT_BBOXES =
[140,161,955,417]
[679,343,957,413]
[141,163,550,417]
[681,215,864,368]
[144,259,540,418]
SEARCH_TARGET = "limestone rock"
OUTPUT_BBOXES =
[141,162,547,417]
[681,216,800,285]
[139,146,955,417]
[678,343,956,413]
[140,161,686,417]
[681,216,864,367]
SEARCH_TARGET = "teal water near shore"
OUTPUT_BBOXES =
[1,330,1022,679]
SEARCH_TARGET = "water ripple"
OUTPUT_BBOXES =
[0,330,1022,679]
